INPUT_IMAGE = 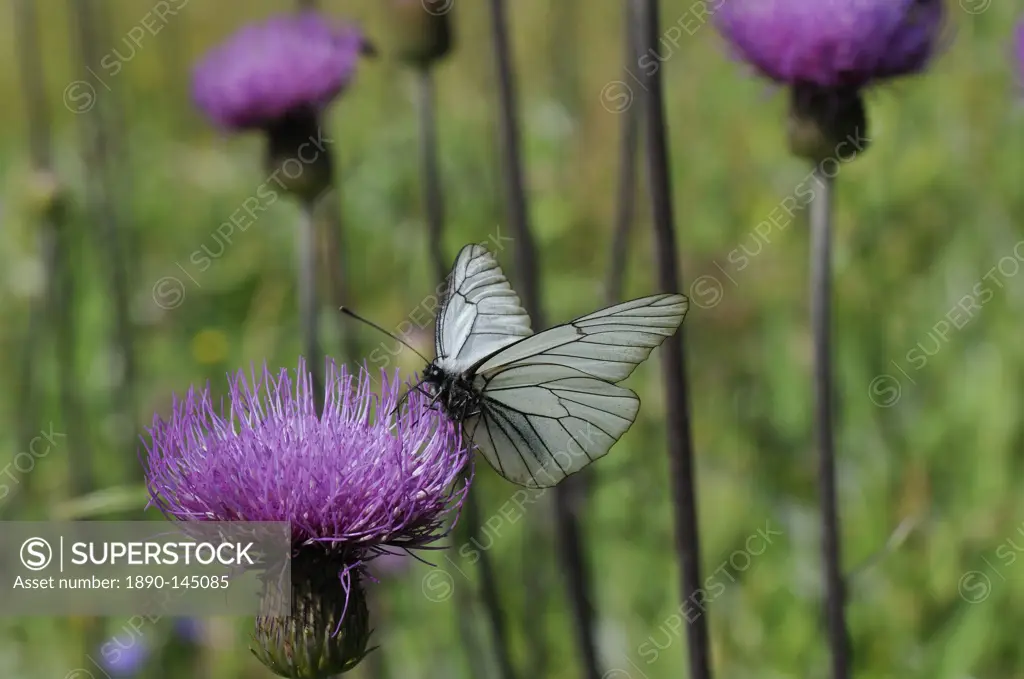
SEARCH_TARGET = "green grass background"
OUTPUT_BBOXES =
[1,1,1023,677]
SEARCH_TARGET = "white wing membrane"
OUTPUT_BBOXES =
[435,244,532,372]
[468,293,688,487]
[466,365,640,487]
[476,294,688,382]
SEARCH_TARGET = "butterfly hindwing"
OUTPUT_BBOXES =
[466,366,640,487]
[435,244,532,373]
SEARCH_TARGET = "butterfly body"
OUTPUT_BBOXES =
[422,362,481,422]
[424,243,688,488]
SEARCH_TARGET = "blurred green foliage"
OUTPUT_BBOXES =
[1,1,1023,678]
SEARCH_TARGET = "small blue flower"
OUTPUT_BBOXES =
[99,638,148,677]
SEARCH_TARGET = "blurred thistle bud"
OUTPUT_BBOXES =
[22,170,68,220]
[386,0,452,68]
[787,85,869,164]
[251,551,372,678]
[714,0,945,163]
[264,109,335,203]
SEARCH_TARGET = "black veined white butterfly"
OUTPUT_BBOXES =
[415,243,689,488]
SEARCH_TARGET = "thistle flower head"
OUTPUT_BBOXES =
[715,0,946,90]
[143,359,470,554]
[192,12,370,131]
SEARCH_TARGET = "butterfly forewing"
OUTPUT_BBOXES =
[435,244,532,372]
[475,293,689,382]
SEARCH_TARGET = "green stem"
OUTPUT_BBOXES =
[299,201,325,416]
[809,167,850,679]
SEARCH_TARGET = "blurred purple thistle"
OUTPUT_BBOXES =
[714,4,947,679]
[191,13,368,133]
[714,0,946,90]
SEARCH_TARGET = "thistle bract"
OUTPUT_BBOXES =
[714,0,946,90]
[387,0,453,67]
[192,12,369,131]
[251,550,372,678]
[143,359,470,554]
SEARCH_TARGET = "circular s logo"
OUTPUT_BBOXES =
[21,537,52,571]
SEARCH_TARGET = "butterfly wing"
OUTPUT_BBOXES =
[434,244,532,373]
[467,293,688,487]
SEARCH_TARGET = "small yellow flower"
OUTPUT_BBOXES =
[191,329,229,365]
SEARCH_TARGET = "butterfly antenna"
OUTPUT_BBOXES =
[339,306,432,363]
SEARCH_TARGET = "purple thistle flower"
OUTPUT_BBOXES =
[714,0,946,90]
[143,358,470,554]
[192,12,370,131]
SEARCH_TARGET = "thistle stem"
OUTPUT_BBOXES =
[318,192,358,363]
[411,61,494,676]
[607,0,642,305]
[298,201,325,416]
[69,0,139,490]
[809,167,850,679]
[9,0,53,518]
[463,487,517,679]
[416,67,448,285]
[487,1,601,677]
[633,2,711,679]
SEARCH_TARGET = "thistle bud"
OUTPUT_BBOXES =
[787,85,869,164]
[251,551,372,679]
[22,170,68,221]
[264,109,334,203]
[386,0,452,68]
